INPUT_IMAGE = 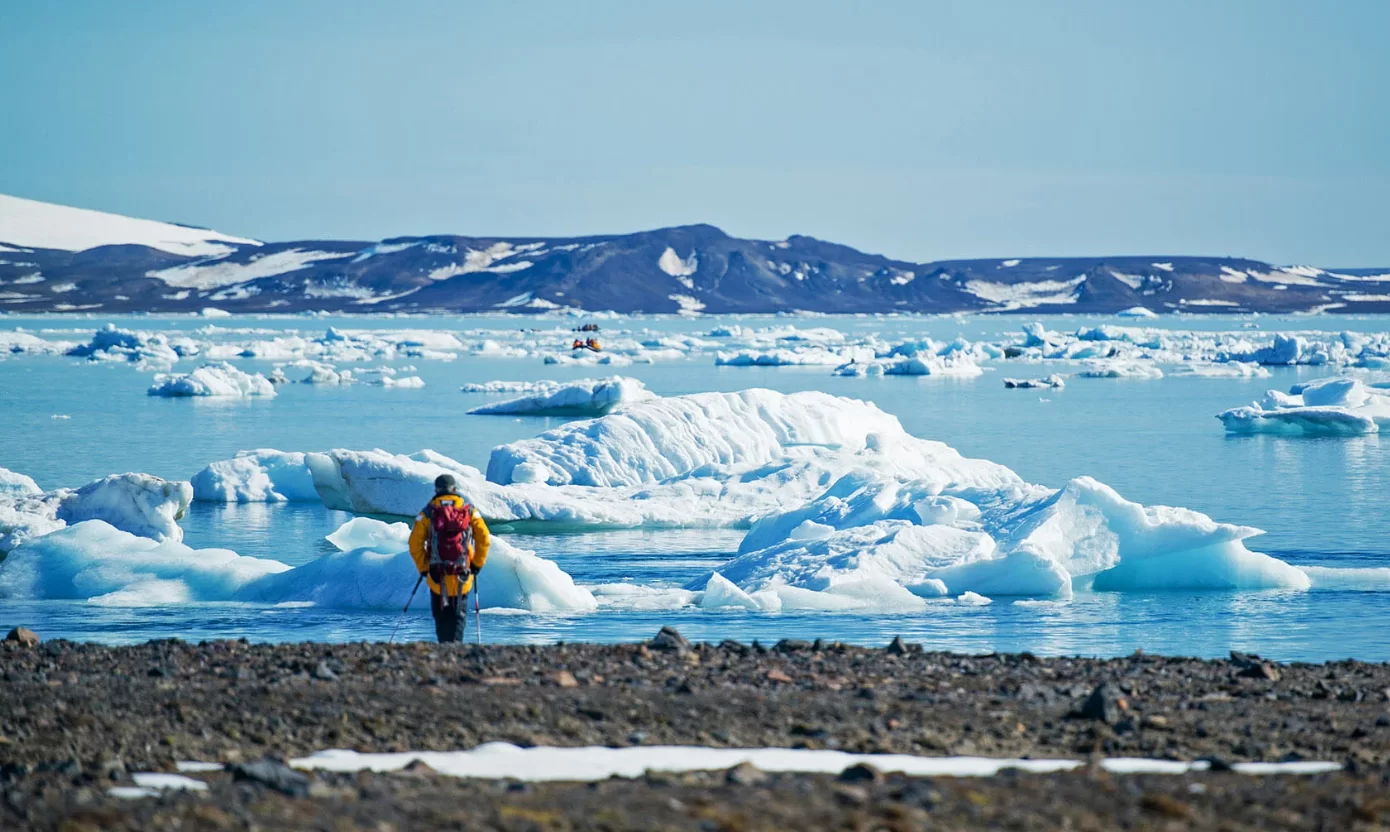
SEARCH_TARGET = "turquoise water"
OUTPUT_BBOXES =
[2,313,1387,660]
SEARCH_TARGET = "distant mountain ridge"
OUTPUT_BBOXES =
[2,193,1387,315]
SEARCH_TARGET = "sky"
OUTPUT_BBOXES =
[2,0,1387,265]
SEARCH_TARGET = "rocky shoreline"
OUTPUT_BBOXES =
[4,628,1390,829]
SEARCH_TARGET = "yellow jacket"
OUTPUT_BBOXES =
[409,493,490,596]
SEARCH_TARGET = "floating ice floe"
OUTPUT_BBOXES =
[1002,375,1065,389]
[0,469,191,555]
[716,348,854,367]
[67,324,185,368]
[1218,376,1390,436]
[1116,306,1158,318]
[467,376,654,416]
[461,380,561,394]
[286,359,354,385]
[290,744,1342,782]
[373,375,425,388]
[148,362,277,398]
[191,450,319,502]
[1171,362,1271,379]
[1078,360,1164,379]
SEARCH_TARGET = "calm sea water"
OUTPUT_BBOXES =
[2,313,1387,660]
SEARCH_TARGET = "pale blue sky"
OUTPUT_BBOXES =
[2,1,1387,264]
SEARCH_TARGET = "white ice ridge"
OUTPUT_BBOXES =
[1218,376,1390,436]
[0,469,191,555]
[0,193,259,257]
[487,389,921,487]
[0,517,595,613]
[291,744,1342,782]
[467,376,654,416]
[148,362,276,398]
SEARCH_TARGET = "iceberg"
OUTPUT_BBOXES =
[1116,306,1158,318]
[0,517,595,613]
[1078,360,1164,379]
[711,470,1310,605]
[1171,362,1271,379]
[374,375,425,388]
[486,389,910,487]
[467,376,654,416]
[250,517,598,612]
[1002,374,1066,389]
[287,360,354,385]
[0,520,288,605]
[1,470,192,555]
[1217,377,1390,436]
[148,362,276,398]
[715,348,851,367]
[191,450,319,502]
[66,324,182,368]
[461,380,561,394]
[882,353,983,377]
[56,473,192,544]
[0,467,42,498]
[172,386,1344,609]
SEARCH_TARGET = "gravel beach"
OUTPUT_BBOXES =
[4,629,1389,830]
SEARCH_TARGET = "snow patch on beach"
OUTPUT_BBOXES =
[292,744,1341,782]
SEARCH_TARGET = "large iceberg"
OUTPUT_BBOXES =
[148,362,276,398]
[189,390,1021,533]
[1218,377,1390,436]
[175,386,1339,610]
[486,389,910,487]
[467,376,654,416]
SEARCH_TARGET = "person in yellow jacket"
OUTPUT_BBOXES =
[409,474,491,642]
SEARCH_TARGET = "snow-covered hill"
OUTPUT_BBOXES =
[1,193,1387,315]
[0,194,258,257]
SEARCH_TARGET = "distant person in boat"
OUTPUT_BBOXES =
[408,474,490,643]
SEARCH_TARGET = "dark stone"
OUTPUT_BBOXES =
[886,636,909,655]
[232,759,311,797]
[1198,755,1234,772]
[1078,683,1127,725]
[1237,663,1281,682]
[648,626,691,653]
[775,639,812,652]
[837,763,882,784]
[719,639,750,655]
[725,761,769,786]
[1229,651,1262,669]
[5,627,39,647]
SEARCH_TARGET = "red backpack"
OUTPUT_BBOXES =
[427,500,474,577]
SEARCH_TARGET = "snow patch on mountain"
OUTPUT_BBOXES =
[148,249,353,290]
[0,193,258,257]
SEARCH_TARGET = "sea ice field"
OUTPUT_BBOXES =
[2,311,1388,661]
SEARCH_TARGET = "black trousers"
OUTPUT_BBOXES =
[429,591,466,643]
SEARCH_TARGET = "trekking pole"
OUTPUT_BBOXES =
[389,574,425,644]
[473,574,483,644]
